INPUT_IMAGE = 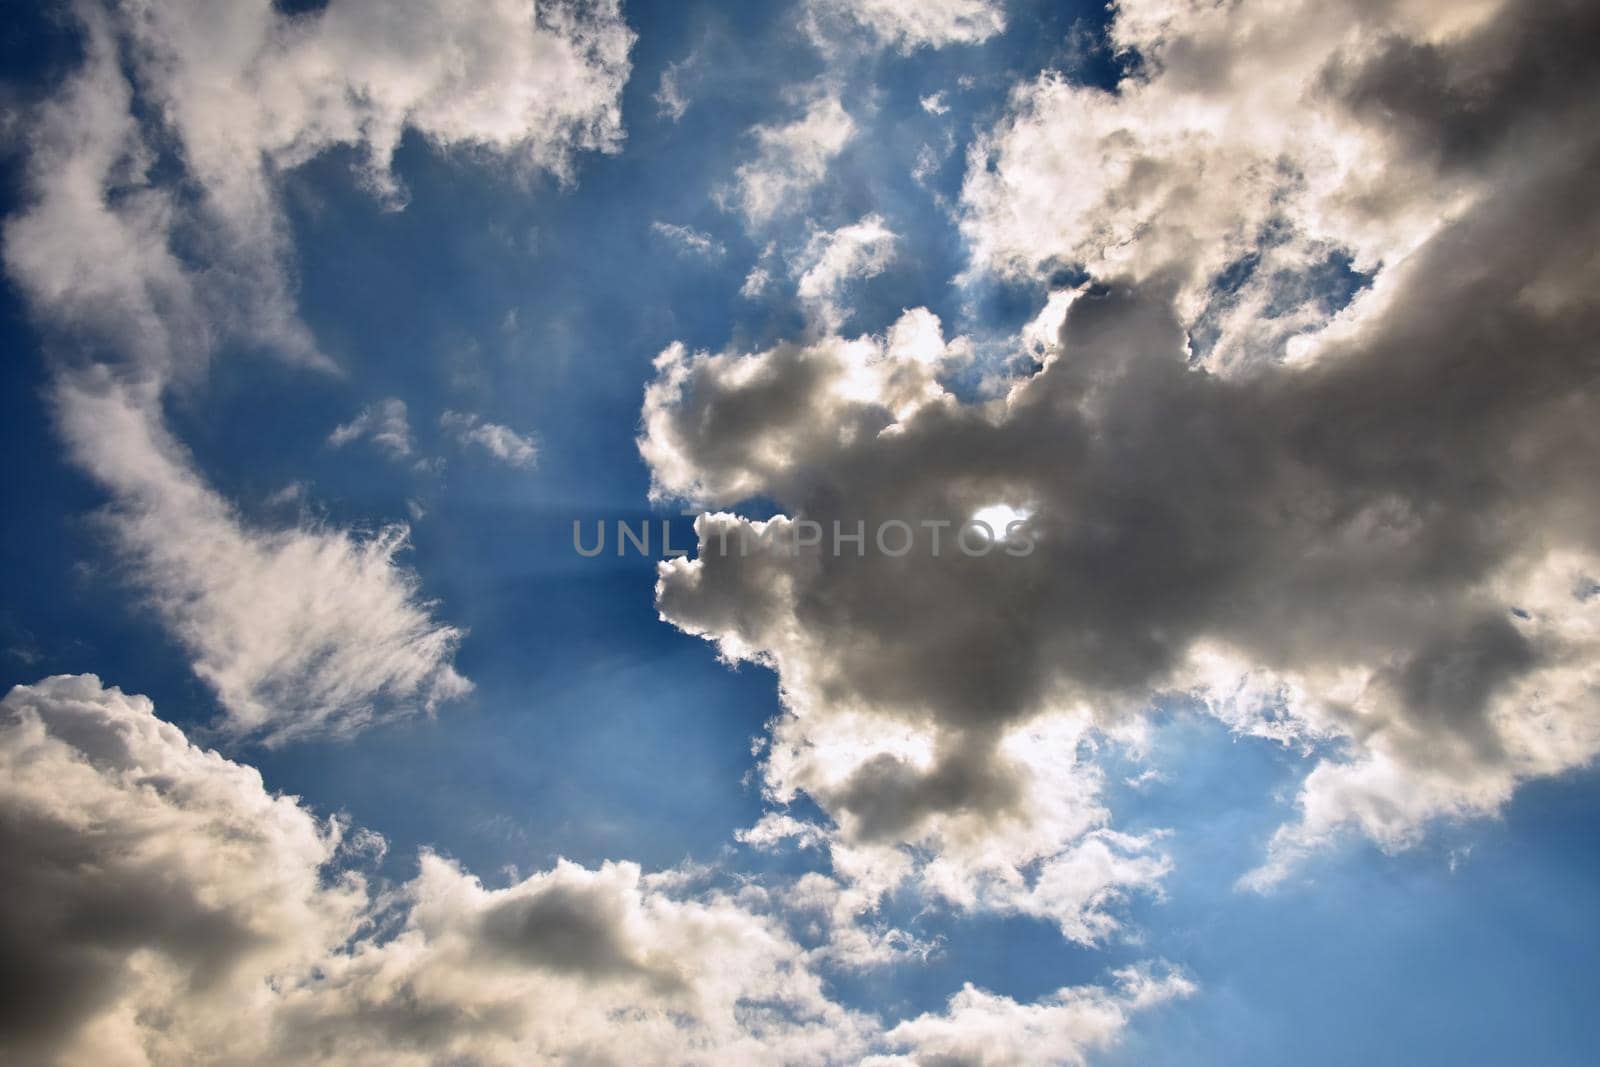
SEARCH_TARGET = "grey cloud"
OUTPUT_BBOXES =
[1324,0,1600,175]
[9,675,1166,1064]
[832,740,1023,844]
[0,675,882,1066]
[644,0,1600,881]
[0,674,367,1064]
[477,882,685,992]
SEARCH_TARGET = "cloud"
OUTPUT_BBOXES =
[731,94,856,226]
[0,674,367,1065]
[4,0,633,737]
[6,0,636,375]
[867,964,1194,1067]
[741,265,776,299]
[639,0,1600,886]
[642,311,1171,935]
[0,674,1177,1065]
[655,47,701,122]
[792,214,899,329]
[328,398,415,459]
[652,220,727,259]
[122,0,635,210]
[920,91,950,116]
[57,375,471,745]
[641,307,968,504]
[958,0,1592,374]
[803,0,1005,55]
[0,676,866,1065]
[440,410,540,470]
[277,853,873,1067]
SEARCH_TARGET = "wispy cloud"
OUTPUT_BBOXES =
[328,398,414,459]
[441,410,539,470]
[651,221,726,259]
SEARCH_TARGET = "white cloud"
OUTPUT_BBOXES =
[803,0,1005,55]
[1237,550,1600,889]
[655,48,700,121]
[867,964,1194,1067]
[7,0,636,376]
[128,0,635,212]
[0,675,871,1065]
[957,0,1530,373]
[732,94,856,226]
[4,0,633,737]
[741,265,775,299]
[56,375,471,744]
[793,214,899,329]
[652,220,727,259]
[440,410,539,470]
[920,91,950,116]
[280,852,873,1067]
[641,307,968,503]
[913,146,939,189]
[0,673,1174,1066]
[328,398,414,459]
[0,674,368,1064]
[641,313,1176,938]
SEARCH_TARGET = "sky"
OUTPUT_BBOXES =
[0,1,1597,1065]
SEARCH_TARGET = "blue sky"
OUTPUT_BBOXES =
[2,1,1598,1064]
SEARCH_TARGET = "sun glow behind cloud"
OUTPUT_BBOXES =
[1,0,1598,1063]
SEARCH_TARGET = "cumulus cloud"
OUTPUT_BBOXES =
[642,310,1172,934]
[0,674,367,1065]
[329,398,415,459]
[640,0,1600,887]
[959,0,1594,374]
[803,0,1005,55]
[731,94,856,225]
[276,853,872,1067]
[642,307,969,503]
[4,0,632,737]
[0,674,1178,1065]
[867,964,1194,1067]
[0,676,865,1065]
[440,410,540,470]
